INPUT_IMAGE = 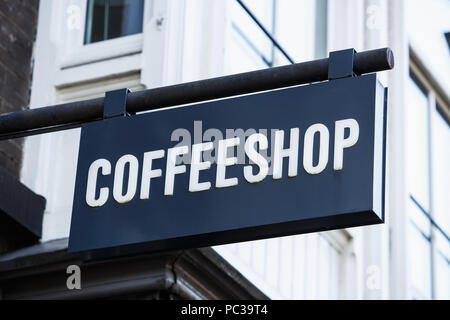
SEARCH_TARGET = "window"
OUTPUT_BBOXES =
[85,0,145,44]
[406,71,450,300]
[406,76,430,211]
[226,0,327,75]
[405,0,450,300]
[273,0,327,64]
[228,0,276,73]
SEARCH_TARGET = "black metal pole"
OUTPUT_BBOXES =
[0,48,394,141]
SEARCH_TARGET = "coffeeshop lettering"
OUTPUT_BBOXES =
[86,118,359,207]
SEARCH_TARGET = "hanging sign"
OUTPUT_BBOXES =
[68,74,386,254]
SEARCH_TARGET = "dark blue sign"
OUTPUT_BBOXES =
[68,74,386,254]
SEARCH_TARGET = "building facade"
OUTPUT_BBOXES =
[0,0,45,255]
[0,0,448,299]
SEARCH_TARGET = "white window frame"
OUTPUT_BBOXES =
[60,0,152,69]
[53,0,156,88]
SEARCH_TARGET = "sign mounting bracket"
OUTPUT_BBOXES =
[103,88,134,119]
[328,48,358,80]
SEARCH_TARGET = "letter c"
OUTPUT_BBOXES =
[86,159,111,207]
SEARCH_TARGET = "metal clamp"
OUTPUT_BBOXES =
[328,48,357,80]
[103,88,132,119]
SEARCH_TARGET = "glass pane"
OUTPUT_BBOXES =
[407,220,432,299]
[434,253,450,299]
[434,229,450,299]
[85,0,106,44]
[406,76,430,211]
[432,109,450,235]
[274,0,327,64]
[241,0,274,30]
[230,0,274,67]
[85,0,144,44]
[227,0,327,72]
[435,228,450,262]
[108,0,144,40]
[408,199,431,237]
[227,25,269,74]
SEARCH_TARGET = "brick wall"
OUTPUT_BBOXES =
[0,0,39,178]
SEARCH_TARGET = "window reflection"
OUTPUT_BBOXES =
[406,76,430,211]
[226,0,327,75]
[85,0,144,45]
[229,0,275,73]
